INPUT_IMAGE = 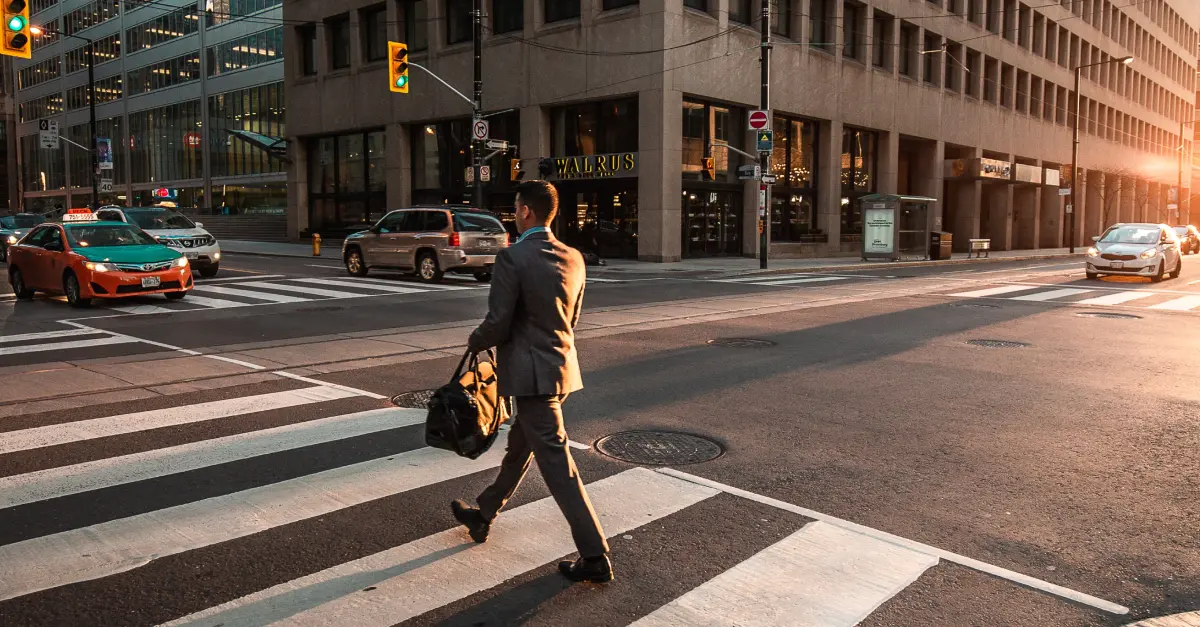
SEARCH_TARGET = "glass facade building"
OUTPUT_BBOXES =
[12,0,286,215]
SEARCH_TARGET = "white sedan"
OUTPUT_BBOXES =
[1086,223,1183,282]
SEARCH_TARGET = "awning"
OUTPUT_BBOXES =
[223,130,290,163]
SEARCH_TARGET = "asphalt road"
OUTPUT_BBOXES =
[0,250,1197,626]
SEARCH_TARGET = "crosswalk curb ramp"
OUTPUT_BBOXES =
[0,384,1130,624]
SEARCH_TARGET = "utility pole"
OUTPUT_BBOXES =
[472,0,484,208]
[758,1,771,269]
[1068,65,1080,253]
[1179,118,1185,224]
[87,39,98,211]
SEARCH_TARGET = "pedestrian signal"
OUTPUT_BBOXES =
[2,0,31,59]
[702,157,715,181]
[388,42,409,93]
[511,159,524,181]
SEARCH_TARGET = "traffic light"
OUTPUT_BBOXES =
[511,158,524,181]
[2,0,31,60]
[702,157,715,181]
[388,42,409,93]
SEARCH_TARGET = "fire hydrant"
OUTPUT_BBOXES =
[312,233,322,256]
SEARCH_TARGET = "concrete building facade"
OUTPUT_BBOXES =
[285,0,1199,260]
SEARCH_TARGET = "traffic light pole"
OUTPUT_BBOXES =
[86,39,98,211]
[472,0,484,209]
[758,3,771,269]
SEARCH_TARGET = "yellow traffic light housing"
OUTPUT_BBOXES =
[702,157,715,181]
[2,0,31,59]
[388,41,409,93]
[511,158,524,181]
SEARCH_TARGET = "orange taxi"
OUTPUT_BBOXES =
[6,209,194,308]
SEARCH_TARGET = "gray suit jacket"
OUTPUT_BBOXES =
[468,231,585,397]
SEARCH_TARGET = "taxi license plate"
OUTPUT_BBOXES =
[1111,262,1123,269]
[185,252,199,260]
[141,277,161,288]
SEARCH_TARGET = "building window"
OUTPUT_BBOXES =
[984,57,998,103]
[964,48,980,97]
[729,0,751,24]
[63,0,119,37]
[31,17,58,50]
[127,53,201,96]
[447,0,472,44]
[31,0,57,14]
[550,98,638,156]
[843,2,864,61]
[362,6,388,62]
[840,128,876,240]
[898,22,917,77]
[209,82,287,178]
[681,100,743,183]
[18,57,61,90]
[310,130,387,235]
[683,0,706,11]
[128,100,204,183]
[328,16,351,69]
[299,25,317,75]
[65,34,120,74]
[205,0,283,27]
[771,0,791,38]
[494,0,524,33]
[208,27,283,77]
[810,0,832,51]
[545,0,580,22]
[602,0,637,8]
[66,75,123,110]
[67,117,124,194]
[126,5,201,52]
[945,41,963,91]
[922,32,940,85]
[769,115,820,242]
[20,134,67,191]
[404,0,429,51]
[872,11,893,69]
[18,93,64,123]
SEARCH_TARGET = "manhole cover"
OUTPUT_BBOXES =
[594,431,723,466]
[966,339,1029,348]
[298,306,345,313]
[1077,311,1142,319]
[391,389,435,409]
[707,338,776,348]
[954,303,1000,309]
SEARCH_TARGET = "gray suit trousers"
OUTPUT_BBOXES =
[476,395,609,558]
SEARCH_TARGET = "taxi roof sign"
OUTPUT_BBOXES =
[63,209,99,222]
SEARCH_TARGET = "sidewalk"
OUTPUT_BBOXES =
[220,239,1083,276]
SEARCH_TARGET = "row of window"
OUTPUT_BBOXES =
[207,27,282,77]
[63,0,119,37]
[65,34,121,74]
[31,0,57,15]
[65,75,123,110]
[126,4,200,52]
[17,57,61,90]
[205,0,282,27]
[21,83,286,191]
[32,18,58,50]
[126,53,201,96]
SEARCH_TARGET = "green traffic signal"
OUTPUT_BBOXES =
[7,15,24,31]
[395,75,408,89]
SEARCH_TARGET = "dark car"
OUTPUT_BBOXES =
[1173,225,1200,255]
[0,214,46,262]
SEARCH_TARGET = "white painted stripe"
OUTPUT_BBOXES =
[0,407,425,509]
[630,521,938,627]
[753,276,846,286]
[235,281,367,299]
[717,274,817,282]
[0,335,136,356]
[657,468,1129,615]
[0,386,357,456]
[105,304,178,315]
[197,285,310,304]
[1009,288,1093,302]
[0,328,105,344]
[274,371,388,400]
[204,354,266,370]
[0,436,512,603]
[1149,295,1200,311]
[1076,291,1158,306]
[196,274,287,284]
[949,285,1040,298]
[162,468,717,627]
[172,294,248,309]
[290,277,426,294]
[586,277,623,283]
[339,275,473,291]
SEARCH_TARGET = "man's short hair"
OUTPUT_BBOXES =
[515,180,558,224]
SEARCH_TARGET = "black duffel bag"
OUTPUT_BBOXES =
[425,350,511,460]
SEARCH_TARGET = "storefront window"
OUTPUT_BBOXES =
[309,129,387,235]
[682,190,741,257]
[770,114,820,242]
[68,118,125,200]
[840,128,877,240]
[551,98,638,156]
[411,112,520,209]
[129,100,204,184]
[682,99,743,183]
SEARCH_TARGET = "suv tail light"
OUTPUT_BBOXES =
[504,232,511,245]
[449,232,461,247]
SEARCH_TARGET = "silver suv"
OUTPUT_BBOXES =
[342,207,510,283]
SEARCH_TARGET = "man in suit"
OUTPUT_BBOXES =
[451,180,612,584]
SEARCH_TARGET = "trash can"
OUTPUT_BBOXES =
[930,232,953,260]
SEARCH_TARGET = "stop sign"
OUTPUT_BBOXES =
[748,110,769,130]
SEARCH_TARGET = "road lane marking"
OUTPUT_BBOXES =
[1148,295,1200,311]
[0,329,111,343]
[195,274,287,284]
[289,277,427,294]
[105,304,178,315]
[753,276,847,286]
[0,436,513,603]
[273,371,389,400]
[0,407,425,509]
[949,285,1038,298]
[0,335,136,356]
[630,521,938,627]
[234,281,368,299]
[1076,291,1158,306]
[1009,288,1093,302]
[197,285,310,304]
[657,468,1129,615]
[333,275,476,291]
[0,386,357,456]
[161,468,717,627]
[172,294,248,309]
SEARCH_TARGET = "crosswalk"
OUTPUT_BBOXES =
[713,273,867,287]
[945,283,1200,312]
[0,377,1127,625]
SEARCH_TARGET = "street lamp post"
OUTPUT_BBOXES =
[1069,55,1134,253]
[31,25,99,212]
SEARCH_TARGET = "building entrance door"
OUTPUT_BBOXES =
[682,189,742,257]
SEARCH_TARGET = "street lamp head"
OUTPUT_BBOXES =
[28,24,41,37]
[1120,56,1135,65]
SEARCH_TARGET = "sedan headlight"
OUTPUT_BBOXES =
[1087,247,1099,257]
[85,262,118,272]
[1140,248,1158,259]
[174,257,189,268]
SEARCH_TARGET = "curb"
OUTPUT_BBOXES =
[1124,611,1200,626]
